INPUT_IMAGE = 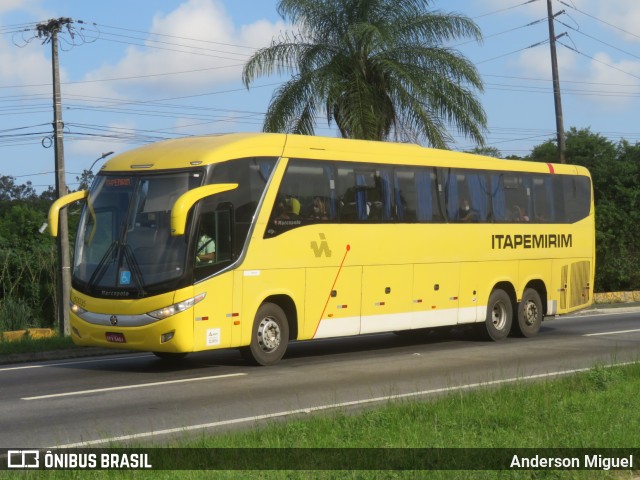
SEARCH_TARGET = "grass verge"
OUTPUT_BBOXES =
[7,362,640,479]
[0,333,74,356]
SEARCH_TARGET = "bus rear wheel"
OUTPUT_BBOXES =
[242,303,289,366]
[513,288,543,337]
[481,289,513,341]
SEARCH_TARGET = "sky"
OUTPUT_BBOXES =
[1,0,639,192]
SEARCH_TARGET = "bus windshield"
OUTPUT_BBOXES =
[73,171,204,296]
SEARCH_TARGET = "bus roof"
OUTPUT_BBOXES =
[99,133,589,177]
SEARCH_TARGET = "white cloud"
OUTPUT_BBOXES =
[0,37,68,98]
[582,52,640,107]
[82,0,286,96]
[63,120,140,178]
[572,0,640,44]
[512,42,576,79]
[0,0,33,15]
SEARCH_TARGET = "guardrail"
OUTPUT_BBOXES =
[594,291,640,304]
[1,328,56,342]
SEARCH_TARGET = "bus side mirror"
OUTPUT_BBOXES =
[48,190,89,237]
[170,183,238,236]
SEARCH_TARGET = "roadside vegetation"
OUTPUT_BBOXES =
[0,333,74,357]
[9,362,640,479]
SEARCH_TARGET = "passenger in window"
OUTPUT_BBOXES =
[273,196,302,229]
[276,196,300,218]
[309,196,328,221]
[512,205,530,222]
[457,198,479,222]
[287,196,301,217]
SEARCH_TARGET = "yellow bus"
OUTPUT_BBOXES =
[49,133,595,365]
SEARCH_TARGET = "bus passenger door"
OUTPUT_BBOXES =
[191,205,236,350]
[360,265,413,334]
[192,275,234,350]
[305,266,362,339]
[412,263,461,328]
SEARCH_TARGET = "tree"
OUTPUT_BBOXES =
[0,194,56,331]
[243,0,486,147]
[0,175,37,201]
[75,169,94,191]
[466,146,502,158]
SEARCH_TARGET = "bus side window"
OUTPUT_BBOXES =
[337,166,388,223]
[465,172,490,222]
[265,159,334,237]
[532,176,553,222]
[503,173,531,222]
[489,174,507,222]
[562,175,591,223]
[394,169,418,222]
[394,167,438,223]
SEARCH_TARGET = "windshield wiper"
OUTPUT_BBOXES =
[86,241,147,296]
[87,240,118,290]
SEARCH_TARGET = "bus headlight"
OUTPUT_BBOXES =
[70,302,87,316]
[147,293,206,320]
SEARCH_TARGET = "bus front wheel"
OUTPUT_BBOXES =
[513,288,543,337]
[242,303,289,366]
[482,289,513,341]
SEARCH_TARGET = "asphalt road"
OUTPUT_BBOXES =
[1,307,639,449]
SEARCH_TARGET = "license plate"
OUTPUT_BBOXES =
[105,332,126,343]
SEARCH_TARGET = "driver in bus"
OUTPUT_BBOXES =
[196,217,216,264]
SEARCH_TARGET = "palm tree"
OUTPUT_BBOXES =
[242,0,486,148]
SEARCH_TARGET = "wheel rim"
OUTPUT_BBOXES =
[523,300,539,327]
[491,301,508,331]
[257,316,281,353]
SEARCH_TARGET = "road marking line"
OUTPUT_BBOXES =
[568,310,639,318]
[584,328,640,337]
[22,373,246,400]
[51,362,637,448]
[0,354,151,372]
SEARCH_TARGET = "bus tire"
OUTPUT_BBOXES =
[514,288,543,337]
[482,289,512,341]
[243,303,289,366]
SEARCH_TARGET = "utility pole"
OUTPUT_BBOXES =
[37,18,73,336]
[546,0,566,163]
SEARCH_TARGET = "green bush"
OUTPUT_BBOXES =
[0,297,35,331]
[0,248,57,330]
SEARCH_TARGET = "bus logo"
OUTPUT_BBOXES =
[310,233,332,258]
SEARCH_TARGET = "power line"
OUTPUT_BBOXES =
[472,0,542,20]
[452,17,547,48]
[82,33,253,62]
[556,19,640,62]
[481,73,640,88]
[558,0,640,41]
[94,22,262,51]
[559,40,640,83]
[476,39,549,65]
